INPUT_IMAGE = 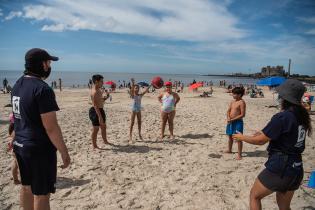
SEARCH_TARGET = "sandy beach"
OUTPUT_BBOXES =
[0,86,314,210]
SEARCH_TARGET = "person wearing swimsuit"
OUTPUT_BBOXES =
[89,74,110,149]
[158,81,180,140]
[129,78,150,144]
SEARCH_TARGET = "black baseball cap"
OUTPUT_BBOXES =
[25,48,59,63]
[276,79,305,105]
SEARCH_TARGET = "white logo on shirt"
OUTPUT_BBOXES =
[295,125,305,148]
[12,96,20,114]
[12,96,21,119]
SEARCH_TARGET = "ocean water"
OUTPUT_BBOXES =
[0,70,258,88]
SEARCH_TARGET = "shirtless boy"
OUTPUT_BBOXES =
[158,81,180,140]
[225,87,246,160]
[89,75,110,149]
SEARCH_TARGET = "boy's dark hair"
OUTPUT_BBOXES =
[92,74,104,84]
[8,123,14,136]
[232,87,245,97]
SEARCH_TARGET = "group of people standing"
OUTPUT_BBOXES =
[88,75,180,147]
[8,48,312,210]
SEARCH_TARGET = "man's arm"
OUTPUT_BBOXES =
[41,111,70,169]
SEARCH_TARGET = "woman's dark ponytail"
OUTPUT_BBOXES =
[282,99,312,136]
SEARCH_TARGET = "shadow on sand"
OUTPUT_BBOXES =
[141,138,200,146]
[243,150,268,158]
[56,177,91,189]
[110,144,163,154]
[181,133,213,139]
[208,153,222,159]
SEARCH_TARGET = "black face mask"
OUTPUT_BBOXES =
[25,61,51,79]
[42,67,51,79]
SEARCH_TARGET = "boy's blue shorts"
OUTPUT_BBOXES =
[226,119,244,135]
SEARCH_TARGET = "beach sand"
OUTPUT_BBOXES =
[0,87,314,210]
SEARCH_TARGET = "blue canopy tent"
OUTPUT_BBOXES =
[256,76,286,87]
[137,81,149,87]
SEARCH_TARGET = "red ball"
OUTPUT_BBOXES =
[151,77,164,89]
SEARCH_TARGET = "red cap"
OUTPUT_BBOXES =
[164,81,172,86]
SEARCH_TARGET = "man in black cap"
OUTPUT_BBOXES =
[11,48,71,210]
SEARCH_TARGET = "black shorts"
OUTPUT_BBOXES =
[258,168,303,192]
[89,107,106,126]
[14,149,57,195]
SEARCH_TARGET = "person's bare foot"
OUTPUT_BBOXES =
[103,139,110,144]
[93,145,100,150]
[13,179,21,185]
[224,150,232,153]
[139,135,143,141]
[159,135,165,141]
[236,155,242,160]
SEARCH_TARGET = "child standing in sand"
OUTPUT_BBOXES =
[129,78,150,144]
[225,87,246,160]
[7,113,20,184]
[158,81,180,140]
[89,75,110,149]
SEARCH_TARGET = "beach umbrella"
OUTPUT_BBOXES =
[256,76,286,87]
[137,81,149,87]
[189,82,203,90]
[104,81,115,85]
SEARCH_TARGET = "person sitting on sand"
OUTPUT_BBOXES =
[89,74,110,149]
[7,113,20,185]
[129,78,150,144]
[233,79,311,210]
[225,87,246,160]
[158,81,180,140]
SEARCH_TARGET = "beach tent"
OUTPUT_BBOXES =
[256,76,286,87]
[137,81,149,87]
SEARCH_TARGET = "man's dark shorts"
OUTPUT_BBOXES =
[258,168,303,192]
[89,107,106,126]
[14,146,57,195]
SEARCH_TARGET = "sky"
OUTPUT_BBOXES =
[0,0,315,75]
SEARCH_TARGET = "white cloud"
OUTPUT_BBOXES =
[5,11,23,20]
[305,28,315,35]
[298,16,315,24]
[42,23,66,32]
[0,8,3,16]
[18,0,246,41]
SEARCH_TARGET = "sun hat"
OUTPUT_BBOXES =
[164,81,172,86]
[276,79,306,105]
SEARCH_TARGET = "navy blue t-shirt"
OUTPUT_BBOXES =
[11,76,59,154]
[262,110,306,176]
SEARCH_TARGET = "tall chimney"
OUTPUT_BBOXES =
[288,59,291,78]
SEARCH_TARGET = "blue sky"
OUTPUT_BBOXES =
[0,0,315,75]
